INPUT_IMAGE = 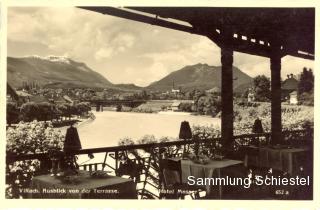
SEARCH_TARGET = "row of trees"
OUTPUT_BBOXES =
[247,67,314,104]
[7,102,91,125]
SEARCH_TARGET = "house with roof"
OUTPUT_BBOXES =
[282,74,298,102]
[206,87,221,95]
[16,90,33,103]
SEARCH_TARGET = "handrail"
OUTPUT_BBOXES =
[6,129,310,162]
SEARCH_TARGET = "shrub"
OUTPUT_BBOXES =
[116,104,122,112]
[6,121,65,198]
[179,103,193,112]
[298,92,314,106]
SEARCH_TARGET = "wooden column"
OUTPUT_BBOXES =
[220,29,234,152]
[270,46,282,144]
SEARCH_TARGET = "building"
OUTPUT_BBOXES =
[282,74,298,100]
[247,92,255,102]
[289,91,298,105]
[171,89,180,93]
[171,101,181,111]
[206,87,221,95]
[63,95,75,105]
[171,80,181,94]
[16,90,32,98]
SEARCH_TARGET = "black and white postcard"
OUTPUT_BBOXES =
[2,1,319,209]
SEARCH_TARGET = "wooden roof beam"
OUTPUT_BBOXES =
[80,7,314,60]
[79,7,202,36]
[284,50,314,60]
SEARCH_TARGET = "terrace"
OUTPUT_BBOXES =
[7,129,313,199]
[6,7,314,199]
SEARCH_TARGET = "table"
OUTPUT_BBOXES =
[244,146,309,174]
[173,158,243,198]
[28,170,137,199]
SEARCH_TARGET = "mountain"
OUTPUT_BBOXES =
[146,63,253,92]
[113,83,142,91]
[7,56,113,88]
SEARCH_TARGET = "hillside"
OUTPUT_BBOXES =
[146,63,253,92]
[7,56,113,88]
[113,83,142,91]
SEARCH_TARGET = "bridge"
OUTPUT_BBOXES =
[82,99,147,109]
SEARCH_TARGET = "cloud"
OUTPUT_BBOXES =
[8,7,131,59]
[113,34,135,49]
[129,36,220,86]
[95,48,114,60]
[8,7,314,86]
[190,38,220,64]
[234,53,314,79]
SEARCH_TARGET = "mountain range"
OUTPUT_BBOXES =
[7,56,253,92]
[7,56,113,89]
[147,63,253,92]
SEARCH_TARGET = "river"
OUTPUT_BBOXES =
[76,111,220,149]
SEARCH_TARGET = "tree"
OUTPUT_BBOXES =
[195,96,206,114]
[298,67,314,94]
[298,67,314,105]
[75,102,91,116]
[7,102,20,125]
[20,102,40,122]
[203,95,221,116]
[63,103,75,120]
[185,90,195,100]
[140,90,149,100]
[253,75,270,102]
[193,89,206,112]
[195,94,221,116]
[38,102,55,121]
[56,104,68,120]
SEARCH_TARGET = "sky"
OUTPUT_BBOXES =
[8,7,314,87]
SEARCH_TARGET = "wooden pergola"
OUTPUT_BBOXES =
[80,7,315,153]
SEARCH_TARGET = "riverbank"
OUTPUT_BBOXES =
[56,112,96,134]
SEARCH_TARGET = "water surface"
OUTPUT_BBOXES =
[77,111,220,149]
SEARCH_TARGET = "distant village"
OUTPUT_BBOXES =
[6,66,313,126]
[7,71,307,107]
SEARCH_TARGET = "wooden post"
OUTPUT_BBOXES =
[270,45,282,145]
[220,28,234,153]
[115,151,119,176]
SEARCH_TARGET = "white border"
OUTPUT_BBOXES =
[1,0,319,209]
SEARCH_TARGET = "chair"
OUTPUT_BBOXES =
[159,159,205,199]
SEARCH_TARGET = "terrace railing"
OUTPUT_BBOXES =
[6,128,313,199]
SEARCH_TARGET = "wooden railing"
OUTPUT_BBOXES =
[6,128,313,199]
